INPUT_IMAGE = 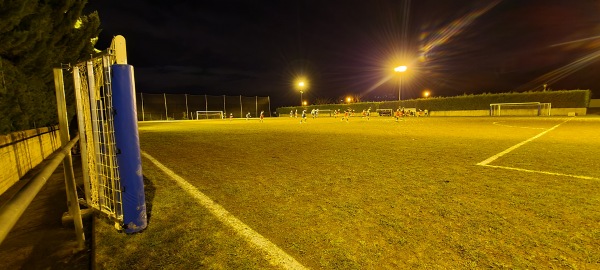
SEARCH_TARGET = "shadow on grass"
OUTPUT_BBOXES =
[143,175,156,224]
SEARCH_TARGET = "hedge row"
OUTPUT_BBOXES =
[276,90,591,115]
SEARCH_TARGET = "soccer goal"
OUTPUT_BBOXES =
[376,109,393,116]
[55,35,147,233]
[315,109,333,117]
[196,111,224,119]
[490,102,551,116]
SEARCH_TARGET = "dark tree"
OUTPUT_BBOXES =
[0,0,100,134]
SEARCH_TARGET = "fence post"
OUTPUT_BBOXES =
[163,93,168,120]
[255,96,258,117]
[268,96,272,117]
[55,67,86,250]
[223,95,226,116]
[141,93,145,121]
[240,95,243,118]
[185,94,189,120]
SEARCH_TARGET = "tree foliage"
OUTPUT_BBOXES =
[0,0,100,134]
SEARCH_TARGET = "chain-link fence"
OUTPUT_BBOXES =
[135,93,271,121]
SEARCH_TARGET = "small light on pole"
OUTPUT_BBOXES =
[423,90,430,98]
[302,100,307,106]
[298,81,306,105]
[394,66,407,101]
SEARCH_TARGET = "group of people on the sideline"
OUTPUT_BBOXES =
[291,107,428,123]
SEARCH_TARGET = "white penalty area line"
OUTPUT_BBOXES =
[477,119,571,166]
[479,164,599,181]
[492,121,547,130]
[141,151,307,270]
[477,118,597,180]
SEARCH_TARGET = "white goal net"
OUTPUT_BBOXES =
[490,102,551,116]
[196,111,224,120]
[376,109,393,116]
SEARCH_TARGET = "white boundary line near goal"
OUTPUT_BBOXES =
[477,119,571,166]
[477,118,598,180]
[479,164,599,180]
[141,151,307,270]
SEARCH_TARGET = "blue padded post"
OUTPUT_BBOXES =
[112,64,147,233]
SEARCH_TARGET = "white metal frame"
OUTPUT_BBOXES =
[490,102,551,116]
[196,110,224,120]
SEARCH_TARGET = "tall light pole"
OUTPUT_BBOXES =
[394,66,407,101]
[298,81,305,105]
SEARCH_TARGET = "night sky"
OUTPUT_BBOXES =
[86,0,600,107]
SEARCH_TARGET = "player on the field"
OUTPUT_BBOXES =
[260,111,264,122]
[229,113,233,120]
[395,108,401,122]
[301,109,307,123]
[366,107,371,120]
[246,112,251,120]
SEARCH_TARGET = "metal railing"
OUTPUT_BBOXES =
[0,135,84,248]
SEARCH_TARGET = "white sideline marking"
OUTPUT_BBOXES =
[492,121,546,130]
[479,164,599,180]
[477,119,570,166]
[141,151,307,270]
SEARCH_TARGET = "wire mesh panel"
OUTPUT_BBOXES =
[257,96,271,117]
[137,94,271,120]
[141,94,167,120]
[164,94,187,120]
[73,54,123,223]
[241,96,257,117]
[187,94,205,118]
[206,95,225,112]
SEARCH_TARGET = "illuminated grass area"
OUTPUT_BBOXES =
[95,116,600,269]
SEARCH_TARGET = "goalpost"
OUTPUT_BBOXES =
[376,109,393,116]
[196,110,224,119]
[490,102,551,116]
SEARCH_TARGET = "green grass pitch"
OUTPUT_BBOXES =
[95,116,600,269]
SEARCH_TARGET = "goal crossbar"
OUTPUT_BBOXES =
[490,102,541,106]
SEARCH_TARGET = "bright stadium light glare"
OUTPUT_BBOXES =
[423,90,430,98]
[302,101,307,106]
[346,97,352,103]
[395,65,408,101]
[394,65,407,73]
[295,78,308,106]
